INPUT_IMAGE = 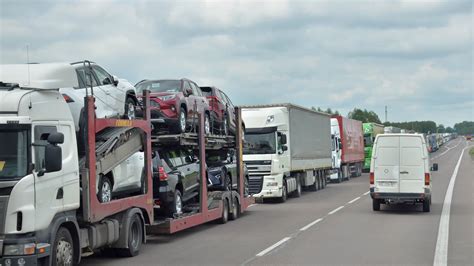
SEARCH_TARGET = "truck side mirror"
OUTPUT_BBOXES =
[44,144,62,173]
[338,141,343,150]
[47,132,64,145]
[282,145,288,152]
[431,163,438,171]
[281,134,287,145]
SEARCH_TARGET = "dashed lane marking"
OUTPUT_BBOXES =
[255,237,292,257]
[299,218,323,231]
[328,206,344,215]
[348,196,361,204]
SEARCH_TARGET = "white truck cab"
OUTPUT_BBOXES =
[330,118,342,181]
[369,134,438,212]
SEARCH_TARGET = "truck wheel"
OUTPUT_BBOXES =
[294,179,302,197]
[118,214,143,257]
[278,180,288,203]
[218,199,229,224]
[372,199,381,211]
[322,175,327,188]
[52,227,74,266]
[309,177,318,191]
[98,176,112,203]
[336,170,342,183]
[423,198,431,212]
[229,197,240,220]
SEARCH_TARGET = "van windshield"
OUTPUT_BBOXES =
[0,126,30,180]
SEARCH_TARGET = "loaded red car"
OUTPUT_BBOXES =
[135,79,212,134]
[200,86,245,136]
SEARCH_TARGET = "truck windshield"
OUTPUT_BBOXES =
[363,133,373,147]
[244,132,277,155]
[0,127,30,180]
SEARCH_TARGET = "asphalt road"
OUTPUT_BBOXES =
[83,137,473,266]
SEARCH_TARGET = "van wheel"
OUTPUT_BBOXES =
[423,198,431,212]
[372,199,381,211]
[52,227,74,266]
[218,199,229,224]
[117,214,143,257]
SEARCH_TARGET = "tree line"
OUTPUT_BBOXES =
[311,107,473,135]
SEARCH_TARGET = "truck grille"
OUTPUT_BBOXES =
[0,196,9,234]
[248,176,264,195]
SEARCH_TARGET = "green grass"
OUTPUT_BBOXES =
[470,147,474,156]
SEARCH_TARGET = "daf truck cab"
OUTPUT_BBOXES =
[242,107,291,201]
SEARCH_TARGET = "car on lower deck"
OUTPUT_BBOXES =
[135,79,212,135]
[152,149,201,217]
[207,150,249,194]
[200,86,245,136]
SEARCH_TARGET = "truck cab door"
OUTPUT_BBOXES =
[32,124,65,230]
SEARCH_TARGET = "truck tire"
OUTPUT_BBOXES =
[372,199,381,211]
[322,174,327,188]
[117,214,143,257]
[229,196,240,220]
[293,179,302,198]
[336,169,342,183]
[309,177,318,191]
[218,199,229,224]
[278,180,288,203]
[423,198,431,212]
[52,227,74,266]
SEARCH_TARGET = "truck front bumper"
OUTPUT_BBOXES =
[0,235,51,265]
[251,174,284,199]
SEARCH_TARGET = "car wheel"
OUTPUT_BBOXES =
[223,172,232,191]
[167,189,183,217]
[124,97,136,119]
[205,113,211,134]
[52,227,74,266]
[223,115,229,135]
[372,199,381,211]
[98,176,112,203]
[179,108,187,133]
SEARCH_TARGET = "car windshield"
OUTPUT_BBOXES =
[244,132,277,155]
[136,80,181,94]
[0,127,30,180]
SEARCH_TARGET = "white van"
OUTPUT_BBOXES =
[369,134,438,212]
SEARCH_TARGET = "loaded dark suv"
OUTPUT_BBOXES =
[152,149,201,217]
[207,151,249,194]
[136,79,212,134]
[200,86,245,136]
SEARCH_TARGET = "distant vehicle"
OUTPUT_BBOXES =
[466,135,472,141]
[425,134,438,152]
[200,86,245,136]
[0,62,138,133]
[384,126,401,133]
[242,104,331,202]
[207,151,249,193]
[330,116,364,183]
[97,152,145,203]
[370,134,437,212]
[135,79,211,134]
[363,123,385,172]
[152,149,201,217]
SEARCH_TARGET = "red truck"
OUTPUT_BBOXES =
[329,115,364,182]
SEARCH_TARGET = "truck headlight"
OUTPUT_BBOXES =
[267,182,278,187]
[3,243,36,256]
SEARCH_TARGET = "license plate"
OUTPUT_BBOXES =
[379,181,396,187]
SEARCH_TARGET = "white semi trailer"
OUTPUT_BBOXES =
[242,104,332,202]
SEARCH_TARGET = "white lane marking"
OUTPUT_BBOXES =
[363,191,370,196]
[433,145,468,266]
[328,206,344,215]
[431,140,463,160]
[348,196,361,204]
[248,204,257,208]
[299,218,323,231]
[256,237,292,257]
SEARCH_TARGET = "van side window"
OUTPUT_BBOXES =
[34,126,57,171]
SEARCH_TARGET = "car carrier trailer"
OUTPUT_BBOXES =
[0,78,252,265]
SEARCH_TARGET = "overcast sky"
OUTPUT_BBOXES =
[1,0,472,127]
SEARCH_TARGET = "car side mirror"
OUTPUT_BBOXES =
[112,75,119,86]
[431,163,438,171]
[185,88,193,96]
[281,134,287,145]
